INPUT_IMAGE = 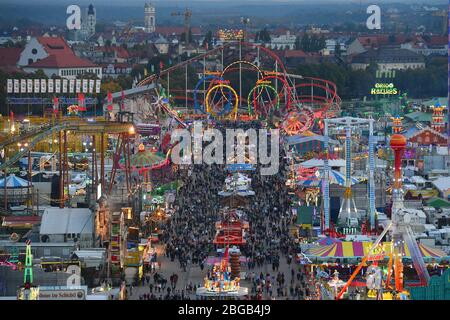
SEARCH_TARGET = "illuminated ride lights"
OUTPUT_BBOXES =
[281,108,314,135]
[247,82,280,118]
[205,83,239,119]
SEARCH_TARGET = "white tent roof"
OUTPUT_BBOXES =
[432,176,450,192]
[299,158,346,168]
[410,176,427,184]
[40,208,93,235]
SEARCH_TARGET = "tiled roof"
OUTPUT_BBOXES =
[0,47,21,66]
[37,36,73,55]
[284,50,309,58]
[26,54,97,68]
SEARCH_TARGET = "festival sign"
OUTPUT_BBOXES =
[13,79,19,93]
[75,79,81,93]
[69,79,75,93]
[48,79,54,93]
[89,79,95,93]
[27,79,33,93]
[34,79,40,93]
[62,79,68,93]
[95,79,101,93]
[82,79,88,93]
[367,244,385,261]
[7,79,13,93]
[370,83,398,95]
[218,29,245,41]
[20,79,26,93]
[40,79,47,93]
[55,79,61,93]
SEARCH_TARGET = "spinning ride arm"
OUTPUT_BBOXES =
[404,225,430,286]
[336,222,392,300]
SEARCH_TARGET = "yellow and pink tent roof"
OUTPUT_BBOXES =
[307,241,447,259]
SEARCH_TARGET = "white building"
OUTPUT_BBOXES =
[19,36,102,79]
[268,31,296,50]
[39,208,94,248]
[144,3,156,33]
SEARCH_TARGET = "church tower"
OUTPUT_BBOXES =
[144,3,156,33]
[86,4,96,37]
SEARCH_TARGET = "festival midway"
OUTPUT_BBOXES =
[0,0,449,305]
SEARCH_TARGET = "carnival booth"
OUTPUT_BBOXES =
[0,174,33,205]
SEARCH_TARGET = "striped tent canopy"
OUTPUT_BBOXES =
[318,237,342,246]
[120,149,168,170]
[0,174,31,188]
[298,169,359,187]
[307,241,447,259]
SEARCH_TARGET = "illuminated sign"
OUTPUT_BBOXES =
[370,83,398,95]
[38,287,87,300]
[204,71,221,76]
[218,29,244,41]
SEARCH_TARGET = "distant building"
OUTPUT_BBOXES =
[19,36,102,79]
[75,4,96,41]
[85,4,96,37]
[407,127,448,147]
[351,48,425,71]
[268,31,296,50]
[152,35,170,54]
[144,3,156,34]
[101,63,132,78]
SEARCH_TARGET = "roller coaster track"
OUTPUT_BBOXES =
[0,123,52,150]
[0,123,69,172]
[0,120,134,172]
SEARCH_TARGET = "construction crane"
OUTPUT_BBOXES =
[171,8,192,45]
[432,10,448,35]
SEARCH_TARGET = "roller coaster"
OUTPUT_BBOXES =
[0,41,341,211]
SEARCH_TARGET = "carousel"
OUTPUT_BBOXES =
[120,144,170,209]
[0,174,33,205]
[196,248,248,299]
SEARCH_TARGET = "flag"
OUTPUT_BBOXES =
[78,93,86,111]
[53,97,59,113]
[107,91,113,111]
[159,60,164,71]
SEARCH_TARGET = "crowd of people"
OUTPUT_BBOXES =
[131,121,316,300]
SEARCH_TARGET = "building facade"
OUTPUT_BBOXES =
[144,3,156,33]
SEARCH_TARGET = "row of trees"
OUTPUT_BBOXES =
[295,34,326,52]
[292,57,447,100]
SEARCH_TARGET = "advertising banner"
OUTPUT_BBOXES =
[27,79,33,93]
[41,79,47,93]
[55,79,61,93]
[7,79,13,93]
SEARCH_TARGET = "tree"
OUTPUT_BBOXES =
[295,36,301,50]
[101,81,122,95]
[202,30,213,49]
[335,42,342,57]
[256,28,271,44]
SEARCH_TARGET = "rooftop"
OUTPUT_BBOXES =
[40,208,93,235]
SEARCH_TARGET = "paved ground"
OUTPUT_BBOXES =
[127,242,317,300]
